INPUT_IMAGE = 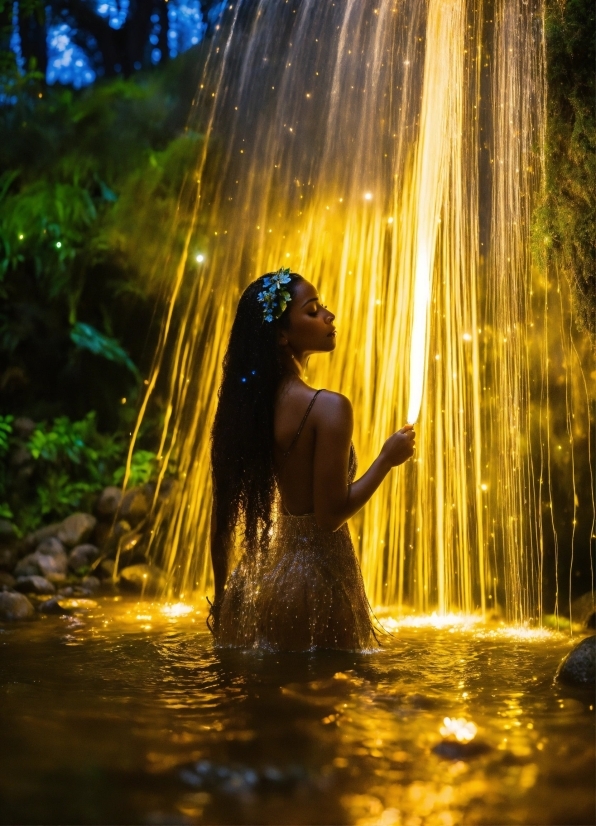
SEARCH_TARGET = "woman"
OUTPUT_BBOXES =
[209,268,415,651]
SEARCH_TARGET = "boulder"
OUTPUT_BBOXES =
[15,549,67,581]
[97,520,139,557]
[95,486,123,520]
[556,636,596,685]
[0,545,18,571]
[57,513,97,548]
[119,563,167,596]
[0,571,16,589]
[23,523,61,552]
[37,597,65,615]
[571,593,596,630]
[80,575,101,594]
[35,537,66,558]
[0,591,35,621]
[68,544,100,573]
[35,550,68,582]
[98,559,116,580]
[14,553,42,578]
[16,575,56,595]
[119,487,150,527]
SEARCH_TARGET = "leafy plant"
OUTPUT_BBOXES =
[0,411,163,532]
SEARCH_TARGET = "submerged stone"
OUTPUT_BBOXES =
[556,636,596,686]
[37,597,66,615]
[56,598,98,612]
[0,591,35,620]
[432,739,491,760]
[119,563,167,595]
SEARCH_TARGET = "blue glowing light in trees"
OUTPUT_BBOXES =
[14,1,211,89]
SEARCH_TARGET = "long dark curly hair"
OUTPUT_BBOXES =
[210,272,304,557]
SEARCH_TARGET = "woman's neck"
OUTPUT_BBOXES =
[279,347,307,379]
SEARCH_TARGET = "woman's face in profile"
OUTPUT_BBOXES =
[280,279,337,355]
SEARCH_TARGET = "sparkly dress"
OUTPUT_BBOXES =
[215,391,377,652]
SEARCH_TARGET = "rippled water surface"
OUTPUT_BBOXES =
[1,597,594,825]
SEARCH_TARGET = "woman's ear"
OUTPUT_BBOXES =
[277,330,289,346]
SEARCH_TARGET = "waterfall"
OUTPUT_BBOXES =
[130,0,550,620]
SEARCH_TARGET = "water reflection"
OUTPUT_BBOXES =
[0,598,593,825]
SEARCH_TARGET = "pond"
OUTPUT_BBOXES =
[1,598,594,825]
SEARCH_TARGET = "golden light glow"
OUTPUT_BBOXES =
[161,602,194,618]
[125,0,567,622]
[440,716,478,743]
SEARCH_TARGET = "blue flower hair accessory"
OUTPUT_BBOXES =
[257,267,293,323]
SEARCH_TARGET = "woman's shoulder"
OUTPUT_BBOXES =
[313,389,353,427]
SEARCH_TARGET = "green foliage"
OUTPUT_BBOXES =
[113,450,159,488]
[0,54,206,425]
[536,0,596,342]
[70,322,139,377]
[0,410,160,533]
[0,414,13,454]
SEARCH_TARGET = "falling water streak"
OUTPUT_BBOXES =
[123,0,577,622]
[488,0,546,621]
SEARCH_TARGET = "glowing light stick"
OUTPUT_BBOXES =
[404,0,455,425]
[406,244,432,425]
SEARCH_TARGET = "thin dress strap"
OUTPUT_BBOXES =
[281,389,322,460]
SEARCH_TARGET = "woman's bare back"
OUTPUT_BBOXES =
[273,381,346,516]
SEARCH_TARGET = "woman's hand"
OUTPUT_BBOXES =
[380,425,416,468]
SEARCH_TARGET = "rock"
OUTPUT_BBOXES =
[80,575,101,594]
[0,571,16,589]
[35,550,68,582]
[571,593,596,630]
[15,548,68,581]
[16,575,56,595]
[98,559,116,580]
[13,416,36,439]
[58,586,74,597]
[0,520,18,544]
[35,537,66,557]
[119,487,150,527]
[96,486,123,520]
[23,523,61,552]
[14,553,42,578]
[37,597,65,615]
[0,545,18,571]
[556,636,596,686]
[57,597,97,612]
[119,563,167,596]
[432,739,491,760]
[0,591,35,621]
[93,521,112,549]
[68,544,100,573]
[57,513,97,548]
[96,520,131,554]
